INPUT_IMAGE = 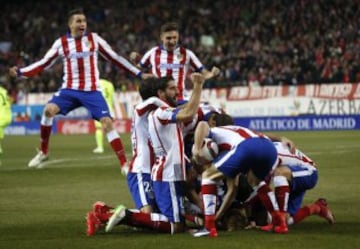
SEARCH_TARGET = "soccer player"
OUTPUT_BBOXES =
[92,78,115,154]
[104,73,205,235]
[8,8,152,170]
[0,83,12,155]
[130,22,220,101]
[215,139,335,232]
[191,122,280,237]
[260,141,335,232]
[126,77,170,212]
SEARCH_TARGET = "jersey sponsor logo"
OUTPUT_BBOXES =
[68,51,95,59]
[101,110,109,114]
[158,63,184,70]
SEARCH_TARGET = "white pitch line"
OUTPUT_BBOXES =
[0,153,132,171]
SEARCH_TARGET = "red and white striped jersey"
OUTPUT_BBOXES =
[129,97,168,174]
[209,125,267,151]
[148,106,193,181]
[139,45,204,100]
[19,32,141,91]
[273,142,316,170]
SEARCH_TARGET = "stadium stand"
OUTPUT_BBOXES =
[1,0,359,102]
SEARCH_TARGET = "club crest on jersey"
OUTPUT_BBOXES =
[85,40,94,51]
[177,54,184,61]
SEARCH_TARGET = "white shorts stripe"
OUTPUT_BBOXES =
[169,182,180,223]
[137,173,147,205]
[292,169,315,178]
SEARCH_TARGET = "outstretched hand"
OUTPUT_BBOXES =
[8,66,18,78]
[244,221,260,230]
[203,66,221,80]
[129,51,140,64]
[210,66,221,77]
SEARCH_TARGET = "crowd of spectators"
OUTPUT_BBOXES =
[1,0,360,102]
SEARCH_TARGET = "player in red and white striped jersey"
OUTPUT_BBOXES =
[127,78,169,213]
[191,122,280,237]
[257,142,335,232]
[147,73,205,234]
[104,74,205,235]
[8,8,152,170]
[130,22,220,101]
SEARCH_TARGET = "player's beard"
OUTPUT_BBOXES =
[165,95,177,107]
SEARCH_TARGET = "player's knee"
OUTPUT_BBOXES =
[100,117,113,132]
[44,104,59,117]
[43,109,54,118]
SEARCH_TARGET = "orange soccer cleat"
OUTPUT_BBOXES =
[92,201,114,223]
[315,198,335,224]
[86,211,102,236]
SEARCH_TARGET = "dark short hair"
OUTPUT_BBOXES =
[154,76,174,92]
[138,79,156,100]
[139,76,174,100]
[160,22,179,34]
[214,113,234,126]
[68,8,85,22]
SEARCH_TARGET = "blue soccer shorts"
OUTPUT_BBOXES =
[152,180,185,223]
[127,172,157,210]
[48,89,112,121]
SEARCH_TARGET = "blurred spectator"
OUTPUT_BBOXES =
[1,0,360,97]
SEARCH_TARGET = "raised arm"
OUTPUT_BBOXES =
[201,66,221,80]
[96,34,152,80]
[9,39,60,78]
[175,72,204,122]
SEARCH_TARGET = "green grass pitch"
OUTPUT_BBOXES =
[1,131,360,249]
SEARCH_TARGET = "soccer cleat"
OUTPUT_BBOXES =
[260,223,273,232]
[273,212,288,234]
[209,228,218,237]
[192,228,218,237]
[93,147,104,154]
[274,224,288,234]
[93,201,113,213]
[105,205,127,232]
[28,150,49,168]
[315,198,335,224]
[93,201,114,223]
[261,211,288,234]
[86,211,102,236]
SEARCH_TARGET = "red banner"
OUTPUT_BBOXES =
[56,119,132,134]
[225,83,360,101]
[57,120,96,134]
